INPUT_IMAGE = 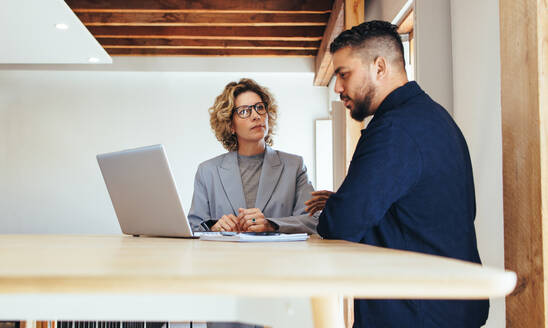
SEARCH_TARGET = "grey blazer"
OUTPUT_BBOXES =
[188,146,318,234]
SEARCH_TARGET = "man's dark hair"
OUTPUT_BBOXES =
[330,20,405,69]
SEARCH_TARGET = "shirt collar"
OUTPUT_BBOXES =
[372,81,423,119]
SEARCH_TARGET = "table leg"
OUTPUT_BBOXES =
[343,297,354,327]
[310,296,345,328]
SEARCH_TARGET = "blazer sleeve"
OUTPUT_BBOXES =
[187,164,213,232]
[267,157,319,234]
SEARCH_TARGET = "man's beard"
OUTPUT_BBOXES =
[349,85,376,122]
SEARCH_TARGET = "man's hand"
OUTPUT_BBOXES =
[304,190,334,215]
[238,208,275,232]
[211,214,240,232]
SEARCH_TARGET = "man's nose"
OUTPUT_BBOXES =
[334,77,344,94]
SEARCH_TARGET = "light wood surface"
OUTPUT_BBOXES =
[343,0,365,171]
[66,0,334,12]
[313,0,366,86]
[76,12,330,26]
[500,0,547,326]
[311,296,344,328]
[0,235,515,298]
[87,26,324,41]
[98,39,320,50]
[397,10,413,34]
[314,0,344,86]
[541,0,548,322]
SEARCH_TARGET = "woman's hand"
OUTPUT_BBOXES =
[304,190,334,215]
[238,208,275,232]
[211,214,240,232]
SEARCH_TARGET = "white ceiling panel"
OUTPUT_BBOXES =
[0,0,112,64]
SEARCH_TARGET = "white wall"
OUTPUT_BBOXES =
[0,89,6,221]
[414,0,453,114]
[450,0,504,326]
[0,58,329,233]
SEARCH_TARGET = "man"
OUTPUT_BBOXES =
[305,21,489,327]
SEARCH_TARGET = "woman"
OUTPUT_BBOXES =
[188,78,317,234]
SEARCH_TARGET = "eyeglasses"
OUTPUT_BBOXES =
[233,102,268,119]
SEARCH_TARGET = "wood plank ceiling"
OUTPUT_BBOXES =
[65,0,335,57]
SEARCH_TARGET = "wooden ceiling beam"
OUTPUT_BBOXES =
[95,35,322,41]
[97,38,320,50]
[345,0,364,29]
[397,10,413,34]
[105,48,316,56]
[66,0,333,13]
[67,0,334,58]
[314,0,344,86]
[314,0,364,86]
[88,26,324,40]
[76,12,329,26]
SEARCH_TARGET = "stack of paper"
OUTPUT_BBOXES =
[199,232,308,242]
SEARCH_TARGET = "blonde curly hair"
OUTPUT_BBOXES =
[209,78,278,152]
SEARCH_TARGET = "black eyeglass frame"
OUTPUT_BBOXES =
[233,102,268,119]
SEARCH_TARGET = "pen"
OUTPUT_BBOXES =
[200,221,211,232]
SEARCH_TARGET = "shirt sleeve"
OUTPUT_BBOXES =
[317,120,422,242]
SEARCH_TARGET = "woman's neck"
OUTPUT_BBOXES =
[237,140,266,156]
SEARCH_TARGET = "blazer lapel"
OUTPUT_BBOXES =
[217,152,246,215]
[255,146,283,212]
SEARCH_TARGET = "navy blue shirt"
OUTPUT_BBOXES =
[318,81,489,328]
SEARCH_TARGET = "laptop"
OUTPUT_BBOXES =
[97,144,199,238]
[97,144,308,242]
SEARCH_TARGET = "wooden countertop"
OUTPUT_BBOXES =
[0,234,516,299]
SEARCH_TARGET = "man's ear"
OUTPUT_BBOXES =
[373,56,388,80]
